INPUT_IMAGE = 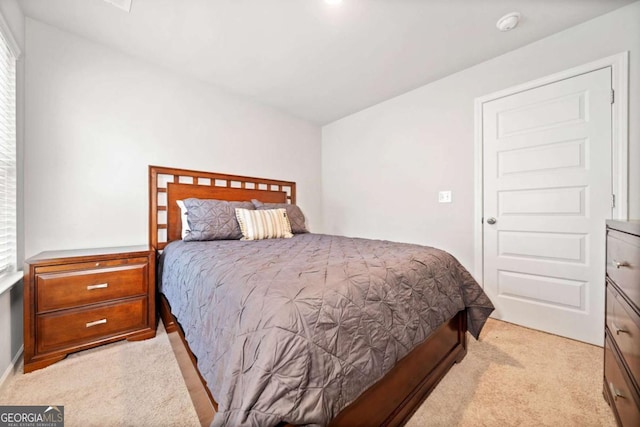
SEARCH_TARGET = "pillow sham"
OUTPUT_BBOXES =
[235,208,293,240]
[176,200,190,239]
[251,199,308,234]
[183,198,254,241]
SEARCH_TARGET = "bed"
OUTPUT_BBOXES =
[149,165,494,427]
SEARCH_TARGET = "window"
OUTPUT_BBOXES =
[0,14,18,277]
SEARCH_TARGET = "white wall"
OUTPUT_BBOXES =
[0,0,24,385]
[24,19,322,259]
[322,1,640,272]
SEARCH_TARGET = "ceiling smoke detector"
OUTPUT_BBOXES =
[103,0,132,13]
[496,12,520,32]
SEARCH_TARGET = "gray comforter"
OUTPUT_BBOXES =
[160,234,493,427]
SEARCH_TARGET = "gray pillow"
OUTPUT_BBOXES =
[251,199,308,234]
[183,198,254,241]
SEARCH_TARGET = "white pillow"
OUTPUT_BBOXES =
[235,208,293,240]
[176,200,189,239]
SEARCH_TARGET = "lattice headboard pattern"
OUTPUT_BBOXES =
[149,165,296,250]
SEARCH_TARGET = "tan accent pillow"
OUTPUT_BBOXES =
[235,208,294,240]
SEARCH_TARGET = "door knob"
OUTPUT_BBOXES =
[486,217,497,225]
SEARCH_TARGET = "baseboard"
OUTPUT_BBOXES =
[0,345,23,387]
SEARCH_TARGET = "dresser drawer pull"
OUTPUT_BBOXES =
[86,283,109,290]
[612,259,629,269]
[609,382,626,401]
[612,322,629,335]
[86,318,107,328]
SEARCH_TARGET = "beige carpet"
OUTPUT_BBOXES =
[0,319,617,427]
[408,318,616,427]
[0,322,200,427]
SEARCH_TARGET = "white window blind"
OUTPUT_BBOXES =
[0,27,16,276]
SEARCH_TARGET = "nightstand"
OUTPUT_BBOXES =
[23,245,156,373]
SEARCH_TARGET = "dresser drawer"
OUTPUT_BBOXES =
[607,283,640,390]
[607,230,640,311]
[36,297,148,353]
[604,334,640,427]
[36,263,148,312]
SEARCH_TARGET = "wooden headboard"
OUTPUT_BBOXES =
[149,166,296,250]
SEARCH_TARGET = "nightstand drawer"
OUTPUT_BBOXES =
[607,230,640,311]
[34,256,149,274]
[36,263,148,312]
[605,334,640,427]
[36,297,148,353]
[607,283,640,389]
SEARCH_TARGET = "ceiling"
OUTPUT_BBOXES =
[19,0,636,124]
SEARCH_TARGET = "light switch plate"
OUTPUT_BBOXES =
[438,191,452,203]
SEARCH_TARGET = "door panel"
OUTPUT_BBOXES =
[498,231,586,263]
[498,139,585,176]
[483,67,612,345]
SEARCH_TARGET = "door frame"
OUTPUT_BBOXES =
[473,52,629,286]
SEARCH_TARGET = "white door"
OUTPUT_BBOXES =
[483,67,612,346]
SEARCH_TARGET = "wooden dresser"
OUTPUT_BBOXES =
[604,220,640,426]
[23,246,156,373]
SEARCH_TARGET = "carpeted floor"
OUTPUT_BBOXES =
[408,318,616,427]
[0,322,200,427]
[0,318,616,426]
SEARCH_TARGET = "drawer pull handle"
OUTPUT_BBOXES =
[609,382,625,401]
[86,318,107,328]
[87,283,108,290]
[613,260,629,269]
[612,322,629,335]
